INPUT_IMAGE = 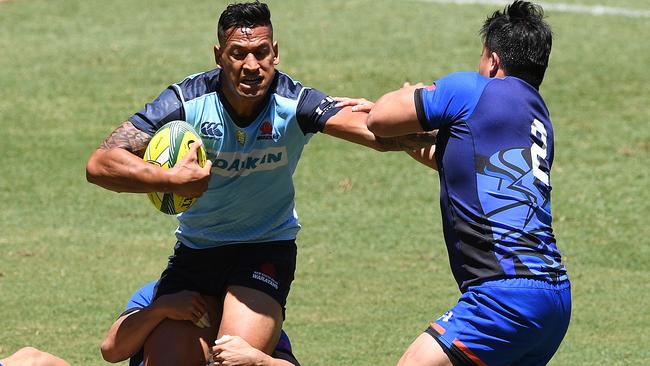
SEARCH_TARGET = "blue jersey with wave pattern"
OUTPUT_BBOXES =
[415,72,568,290]
[129,69,340,248]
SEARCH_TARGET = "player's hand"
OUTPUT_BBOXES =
[333,97,375,112]
[210,335,270,366]
[152,290,209,326]
[168,141,212,198]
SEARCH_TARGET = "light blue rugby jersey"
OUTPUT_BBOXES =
[129,69,341,248]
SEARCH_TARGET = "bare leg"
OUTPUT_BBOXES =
[217,285,283,355]
[396,333,453,366]
[1,347,70,366]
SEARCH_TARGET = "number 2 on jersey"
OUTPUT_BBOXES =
[530,119,549,186]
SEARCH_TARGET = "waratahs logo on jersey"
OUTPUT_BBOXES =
[199,121,224,139]
[257,121,280,141]
[476,148,553,242]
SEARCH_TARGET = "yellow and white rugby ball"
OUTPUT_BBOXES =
[143,120,207,214]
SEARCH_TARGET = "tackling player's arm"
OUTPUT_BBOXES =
[211,336,297,366]
[367,85,438,169]
[367,85,424,137]
[322,107,436,152]
[297,89,435,152]
[101,290,208,363]
[85,121,211,197]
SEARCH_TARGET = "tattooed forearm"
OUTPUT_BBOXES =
[99,121,152,156]
[375,130,438,152]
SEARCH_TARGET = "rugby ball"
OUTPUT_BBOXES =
[143,120,207,214]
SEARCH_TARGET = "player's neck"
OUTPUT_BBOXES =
[220,86,267,127]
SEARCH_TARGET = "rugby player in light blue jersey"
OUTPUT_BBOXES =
[86,2,432,365]
[362,2,571,365]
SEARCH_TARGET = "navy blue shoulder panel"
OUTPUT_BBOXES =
[273,71,342,134]
[128,69,221,135]
[274,71,304,100]
[175,68,221,102]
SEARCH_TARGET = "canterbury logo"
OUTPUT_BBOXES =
[200,122,224,138]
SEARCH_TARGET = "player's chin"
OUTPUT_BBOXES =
[236,85,269,100]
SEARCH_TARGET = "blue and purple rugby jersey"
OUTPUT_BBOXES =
[415,72,568,291]
[129,69,340,249]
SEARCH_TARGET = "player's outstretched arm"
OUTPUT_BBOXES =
[323,104,436,152]
[367,85,424,137]
[211,335,297,366]
[86,121,211,197]
[101,290,208,363]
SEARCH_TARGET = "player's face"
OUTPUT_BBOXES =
[215,25,279,104]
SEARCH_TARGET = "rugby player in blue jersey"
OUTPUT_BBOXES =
[363,1,571,365]
[85,1,433,365]
[101,281,300,366]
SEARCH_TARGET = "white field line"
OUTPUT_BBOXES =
[414,0,650,18]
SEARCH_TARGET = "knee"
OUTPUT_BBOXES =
[15,347,42,359]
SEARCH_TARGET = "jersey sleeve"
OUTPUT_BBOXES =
[128,86,185,136]
[295,88,342,134]
[124,281,156,311]
[414,72,490,131]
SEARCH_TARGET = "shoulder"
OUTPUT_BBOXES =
[173,68,221,102]
[435,72,491,94]
[126,281,157,309]
[272,71,306,100]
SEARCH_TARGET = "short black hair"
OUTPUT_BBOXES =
[217,1,272,44]
[480,1,552,89]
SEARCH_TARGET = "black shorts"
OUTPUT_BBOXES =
[153,240,297,310]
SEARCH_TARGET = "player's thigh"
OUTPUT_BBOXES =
[144,296,221,366]
[218,285,284,355]
[397,333,453,366]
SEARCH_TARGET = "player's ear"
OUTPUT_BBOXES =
[489,51,500,77]
[272,41,280,66]
[214,45,222,66]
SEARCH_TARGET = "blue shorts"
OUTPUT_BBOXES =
[426,278,571,366]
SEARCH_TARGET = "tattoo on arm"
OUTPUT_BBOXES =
[99,121,152,156]
[375,130,438,152]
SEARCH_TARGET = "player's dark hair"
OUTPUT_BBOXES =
[480,1,552,89]
[217,1,272,44]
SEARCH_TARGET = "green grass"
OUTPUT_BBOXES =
[1,0,649,365]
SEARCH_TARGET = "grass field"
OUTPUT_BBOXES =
[1,0,649,365]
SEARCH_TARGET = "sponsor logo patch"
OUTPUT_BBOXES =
[236,130,246,145]
[437,311,453,322]
[211,146,288,177]
[257,121,280,140]
[252,264,279,290]
[200,121,224,139]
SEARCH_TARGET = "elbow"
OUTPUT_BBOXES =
[86,165,105,187]
[86,164,99,185]
[367,108,399,138]
[86,150,107,185]
[367,111,387,137]
[100,340,124,363]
